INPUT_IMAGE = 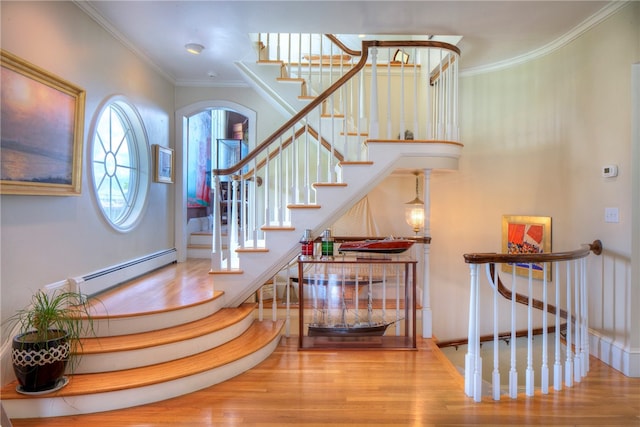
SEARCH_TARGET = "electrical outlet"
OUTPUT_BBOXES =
[605,207,619,223]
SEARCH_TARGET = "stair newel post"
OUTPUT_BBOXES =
[368,47,379,139]
[211,175,223,271]
[464,263,480,399]
[421,170,432,339]
[357,69,366,161]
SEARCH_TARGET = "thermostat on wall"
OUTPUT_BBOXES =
[602,164,618,178]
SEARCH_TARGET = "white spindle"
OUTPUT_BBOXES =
[541,263,550,394]
[509,268,518,399]
[386,49,392,139]
[526,265,534,397]
[400,54,406,138]
[574,259,582,382]
[554,261,563,391]
[581,258,590,375]
[491,264,501,401]
[565,261,574,387]
[413,48,418,139]
[369,47,379,139]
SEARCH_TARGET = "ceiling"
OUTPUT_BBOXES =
[78,1,621,87]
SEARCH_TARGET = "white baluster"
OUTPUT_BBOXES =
[574,259,582,382]
[491,264,501,401]
[565,261,574,387]
[554,261,563,391]
[541,263,550,394]
[509,269,518,399]
[581,258,590,376]
[368,47,379,139]
[526,265,534,397]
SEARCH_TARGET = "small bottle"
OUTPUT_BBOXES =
[320,229,334,260]
[299,229,314,260]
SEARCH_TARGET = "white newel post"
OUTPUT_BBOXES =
[421,170,432,338]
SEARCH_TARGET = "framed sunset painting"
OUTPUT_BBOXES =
[1,50,85,195]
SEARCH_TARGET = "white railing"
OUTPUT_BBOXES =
[461,240,602,402]
[211,35,460,273]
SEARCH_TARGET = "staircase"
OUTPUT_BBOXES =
[209,34,463,308]
[1,262,284,418]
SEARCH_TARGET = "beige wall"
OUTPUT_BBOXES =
[429,3,639,372]
[1,1,175,342]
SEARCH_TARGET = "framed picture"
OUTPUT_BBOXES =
[1,50,85,195]
[393,49,409,64]
[153,145,174,184]
[501,215,552,280]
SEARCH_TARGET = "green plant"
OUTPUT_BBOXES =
[9,289,95,360]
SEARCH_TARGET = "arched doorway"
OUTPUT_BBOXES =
[175,101,256,262]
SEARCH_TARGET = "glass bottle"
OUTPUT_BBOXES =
[299,229,314,260]
[320,229,334,260]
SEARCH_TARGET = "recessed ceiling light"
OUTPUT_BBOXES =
[185,43,205,55]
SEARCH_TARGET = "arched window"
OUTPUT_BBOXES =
[90,97,150,232]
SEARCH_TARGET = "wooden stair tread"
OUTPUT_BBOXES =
[1,320,284,399]
[78,304,256,354]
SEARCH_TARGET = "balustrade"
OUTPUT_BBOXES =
[211,34,460,274]
[461,240,602,401]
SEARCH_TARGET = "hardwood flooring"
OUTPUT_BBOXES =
[9,260,640,426]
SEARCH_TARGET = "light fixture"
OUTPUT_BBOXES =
[405,171,424,235]
[185,43,205,55]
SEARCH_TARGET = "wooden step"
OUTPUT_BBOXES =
[1,320,284,418]
[75,304,257,373]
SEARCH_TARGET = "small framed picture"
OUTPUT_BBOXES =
[153,145,174,184]
[502,215,551,280]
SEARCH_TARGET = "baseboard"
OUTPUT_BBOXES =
[68,249,178,297]
[589,330,640,377]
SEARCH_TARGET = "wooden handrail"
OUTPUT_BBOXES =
[213,38,461,177]
[436,324,567,349]
[463,240,602,265]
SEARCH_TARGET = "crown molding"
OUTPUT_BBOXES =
[460,1,630,77]
[73,0,176,85]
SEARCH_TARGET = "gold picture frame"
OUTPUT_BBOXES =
[0,50,85,196]
[501,215,552,280]
[153,145,174,184]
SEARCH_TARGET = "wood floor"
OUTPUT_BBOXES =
[9,260,640,426]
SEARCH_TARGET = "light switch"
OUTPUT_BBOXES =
[605,207,619,223]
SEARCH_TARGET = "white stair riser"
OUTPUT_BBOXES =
[75,314,255,373]
[4,335,282,419]
[88,296,225,337]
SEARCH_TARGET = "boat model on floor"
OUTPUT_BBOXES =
[338,237,414,254]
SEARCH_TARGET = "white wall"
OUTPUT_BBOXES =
[0,1,175,341]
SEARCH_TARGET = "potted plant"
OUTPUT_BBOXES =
[8,289,95,394]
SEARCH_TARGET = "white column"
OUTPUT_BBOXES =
[421,170,432,338]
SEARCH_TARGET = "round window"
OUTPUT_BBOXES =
[90,97,149,231]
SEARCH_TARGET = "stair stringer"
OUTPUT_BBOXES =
[215,141,462,307]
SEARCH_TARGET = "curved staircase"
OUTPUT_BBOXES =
[1,261,284,419]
